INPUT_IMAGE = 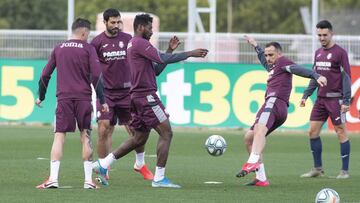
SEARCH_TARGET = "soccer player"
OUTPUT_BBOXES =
[300,20,351,179]
[92,13,208,188]
[236,36,327,186]
[35,18,109,189]
[91,8,153,181]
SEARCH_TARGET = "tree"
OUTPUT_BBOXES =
[0,0,67,29]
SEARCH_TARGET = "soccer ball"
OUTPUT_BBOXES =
[315,188,340,203]
[205,135,227,156]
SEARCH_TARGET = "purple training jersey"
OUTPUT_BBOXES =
[265,56,295,104]
[91,32,132,96]
[127,36,164,97]
[313,44,351,98]
[40,39,102,101]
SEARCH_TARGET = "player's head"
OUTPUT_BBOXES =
[71,18,91,41]
[133,13,153,40]
[316,20,334,48]
[103,8,122,36]
[264,42,282,66]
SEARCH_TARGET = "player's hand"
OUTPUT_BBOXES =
[189,49,208,58]
[101,103,109,113]
[244,35,258,47]
[341,104,349,113]
[300,98,306,107]
[35,98,43,108]
[167,36,180,52]
[316,76,327,87]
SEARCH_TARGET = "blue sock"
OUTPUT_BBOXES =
[340,140,350,171]
[310,137,322,168]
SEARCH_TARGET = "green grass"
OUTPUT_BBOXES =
[0,126,359,203]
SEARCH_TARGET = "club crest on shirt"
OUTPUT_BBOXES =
[119,41,124,48]
[327,53,332,60]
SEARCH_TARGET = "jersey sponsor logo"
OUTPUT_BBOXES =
[102,50,126,61]
[315,61,331,71]
[60,42,83,48]
[315,61,331,67]
[327,53,332,60]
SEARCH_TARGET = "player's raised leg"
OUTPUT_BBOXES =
[242,130,269,186]
[125,125,154,180]
[93,129,150,186]
[236,124,267,178]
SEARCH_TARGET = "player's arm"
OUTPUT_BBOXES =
[302,79,318,99]
[340,51,351,107]
[153,36,181,76]
[283,64,320,79]
[284,64,326,86]
[89,47,108,112]
[244,35,269,71]
[36,50,56,107]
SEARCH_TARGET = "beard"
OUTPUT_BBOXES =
[107,27,119,35]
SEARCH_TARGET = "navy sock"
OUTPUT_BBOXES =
[310,137,322,168]
[340,140,350,171]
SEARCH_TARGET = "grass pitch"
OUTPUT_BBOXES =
[0,126,359,203]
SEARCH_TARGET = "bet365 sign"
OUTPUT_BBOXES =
[1,59,360,130]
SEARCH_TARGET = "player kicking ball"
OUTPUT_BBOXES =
[92,13,208,188]
[235,36,327,186]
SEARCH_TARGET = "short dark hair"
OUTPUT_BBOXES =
[133,13,153,31]
[103,8,120,21]
[265,42,282,52]
[71,18,91,31]
[316,20,333,31]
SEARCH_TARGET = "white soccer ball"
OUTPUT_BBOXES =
[315,188,340,203]
[205,135,227,156]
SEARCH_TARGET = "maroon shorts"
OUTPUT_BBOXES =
[55,100,93,133]
[310,97,345,125]
[250,97,288,136]
[96,93,131,126]
[129,93,169,132]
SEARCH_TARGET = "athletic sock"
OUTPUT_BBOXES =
[99,153,116,169]
[154,166,165,182]
[255,163,267,181]
[49,160,60,182]
[247,152,260,164]
[83,161,92,183]
[340,140,350,171]
[310,137,322,168]
[135,152,145,168]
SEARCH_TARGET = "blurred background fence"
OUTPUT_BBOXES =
[1,30,360,65]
